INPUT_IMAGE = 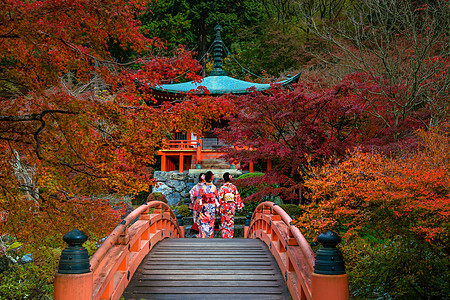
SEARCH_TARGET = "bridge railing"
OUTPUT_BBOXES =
[245,201,349,300]
[54,201,184,300]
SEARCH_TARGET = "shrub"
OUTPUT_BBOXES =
[240,200,260,217]
[146,192,167,203]
[83,240,98,257]
[298,128,450,298]
[0,256,9,273]
[132,190,150,205]
[279,204,304,219]
[238,194,285,217]
[174,205,191,218]
[342,236,450,299]
[237,172,265,179]
[0,263,53,300]
[236,172,264,199]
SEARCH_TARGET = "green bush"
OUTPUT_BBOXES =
[146,192,167,203]
[342,236,450,299]
[132,190,150,205]
[0,263,53,300]
[239,197,287,217]
[279,204,304,219]
[236,172,286,217]
[239,200,260,217]
[83,240,98,257]
[174,205,191,218]
[236,172,264,199]
[266,195,283,205]
[237,172,265,179]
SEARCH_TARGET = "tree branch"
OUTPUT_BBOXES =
[0,110,77,122]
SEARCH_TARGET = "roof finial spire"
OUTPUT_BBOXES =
[209,25,226,76]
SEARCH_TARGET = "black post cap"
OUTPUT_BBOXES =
[245,215,251,226]
[58,229,91,274]
[176,214,184,226]
[313,230,346,275]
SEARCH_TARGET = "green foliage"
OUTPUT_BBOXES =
[0,263,53,300]
[137,0,332,77]
[0,240,60,294]
[174,204,191,218]
[23,246,60,284]
[140,0,194,51]
[132,190,151,206]
[235,21,307,76]
[0,256,9,273]
[342,237,450,299]
[235,172,285,216]
[147,192,167,204]
[83,240,98,257]
[239,196,283,217]
[241,200,260,217]
[140,0,265,54]
[279,204,304,219]
[237,172,265,179]
[236,172,264,199]
[266,195,283,205]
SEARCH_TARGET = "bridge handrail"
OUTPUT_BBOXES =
[91,201,183,300]
[252,201,315,269]
[90,201,178,272]
[247,201,315,300]
[53,200,184,300]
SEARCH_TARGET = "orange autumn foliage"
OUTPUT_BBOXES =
[297,125,449,254]
[0,0,211,260]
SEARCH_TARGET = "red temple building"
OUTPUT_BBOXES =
[147,25,300,173]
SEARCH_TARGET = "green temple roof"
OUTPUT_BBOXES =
[147,25,301,97]
[153,73,301,95]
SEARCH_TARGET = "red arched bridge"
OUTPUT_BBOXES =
[53,201,349,300]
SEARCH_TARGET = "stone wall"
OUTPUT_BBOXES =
[152,169,244,206]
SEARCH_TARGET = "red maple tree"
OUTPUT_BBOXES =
[0,0,204,261]
[216,71,429,203]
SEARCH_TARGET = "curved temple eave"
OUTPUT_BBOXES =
[140,72,302,98]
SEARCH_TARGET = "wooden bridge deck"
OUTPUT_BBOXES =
[123,238,290,300]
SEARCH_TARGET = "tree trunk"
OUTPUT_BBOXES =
[200,12,208,77]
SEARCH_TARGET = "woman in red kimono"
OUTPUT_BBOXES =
[189,172,205,234]
[195,171,219,238]
[218,172,244,238]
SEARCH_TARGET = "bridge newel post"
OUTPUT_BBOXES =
[54,229,93,300]
[312,230,349,300]
[244,214,251,238]
[176,214,185,238]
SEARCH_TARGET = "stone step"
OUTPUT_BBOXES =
[200,159,231,169]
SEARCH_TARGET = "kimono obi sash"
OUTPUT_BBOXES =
[223,193,235,203]
[202,193,216,204]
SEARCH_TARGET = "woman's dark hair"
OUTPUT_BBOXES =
[205,171,214,183]
[223,172,232,182]
[198,172,205,181]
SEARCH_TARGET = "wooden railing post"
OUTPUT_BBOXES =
[312,230,349,300]
[176,214,185,238]
[161,152,167,171]
[54,229,93,300]
[196,138,202,165]
[244,214,251,238]
[179,152,184,173]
